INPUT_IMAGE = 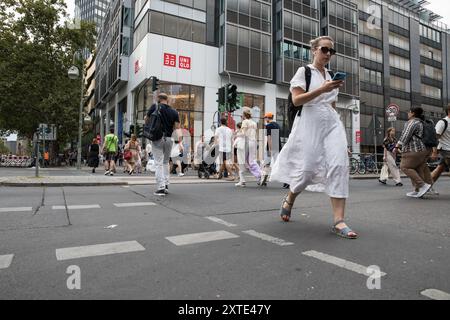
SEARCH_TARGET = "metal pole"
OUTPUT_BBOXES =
[77,61,84,170]
[373,113,378,165]
[35,132,39,177]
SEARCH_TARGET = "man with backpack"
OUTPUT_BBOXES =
[431,104,450,185]
[144,93,180,196]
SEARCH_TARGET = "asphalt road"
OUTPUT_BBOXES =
[0,178,449,300]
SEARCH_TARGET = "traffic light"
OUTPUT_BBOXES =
[226,84,238,112]
[151,76,160,92]
[216,86,226,112]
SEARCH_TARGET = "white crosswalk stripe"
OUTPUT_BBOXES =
[242,230,294,246]
[421,289,450,300]
[0,254,14,269]
[302,250,387,277]
[52,204,101,210]
[0,207,33,213]
[166,231,239,246]
[55,241,146,261]
[205,216,237,227]
[114,202,156,208]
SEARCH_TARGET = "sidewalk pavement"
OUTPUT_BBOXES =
[2,166,446,187]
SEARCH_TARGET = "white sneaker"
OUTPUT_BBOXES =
[415,183,431,198]
[235,182,246,187]
[178,173,185,177]
[406,191,418,198]
[104,170,110,175]
[427,187,439,196]
[109,172,114,176]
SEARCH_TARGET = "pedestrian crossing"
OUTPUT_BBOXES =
[55,241,146,261]
[1,206,449,299]
[0,202,157,213]
[0,254,14,269]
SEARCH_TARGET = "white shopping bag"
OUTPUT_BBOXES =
[146,159,156,172]
[380,163,389,181]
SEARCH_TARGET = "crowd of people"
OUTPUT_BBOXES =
[82,35,449,241]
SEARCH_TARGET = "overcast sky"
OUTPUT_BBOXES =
[64,0,450,28]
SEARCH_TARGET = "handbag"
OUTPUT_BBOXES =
[123,149,132,161]
[380,163,389,181]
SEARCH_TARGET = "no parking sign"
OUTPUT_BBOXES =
[386,104,399,122]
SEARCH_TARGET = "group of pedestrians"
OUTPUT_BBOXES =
[378,105,449,199]
[84,35,449,242]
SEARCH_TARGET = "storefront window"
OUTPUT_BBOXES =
[136,82,205,154]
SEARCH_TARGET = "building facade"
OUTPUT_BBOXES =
[75,0,112,34]
[93,0,450,156]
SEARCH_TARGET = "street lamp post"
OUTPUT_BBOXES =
[68,52,85,170]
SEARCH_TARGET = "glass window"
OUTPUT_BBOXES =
[164,14,178,38]
[238,27,249,47]
[227,24,238,44]
[193,0,206,11]
[192,21,205,43]
[238,46,250,74]
[178,18,192,41]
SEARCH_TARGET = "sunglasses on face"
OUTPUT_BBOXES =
[319,46,336,56]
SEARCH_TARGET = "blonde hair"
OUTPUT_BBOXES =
[310,36,334,49]
[242,107,252,119]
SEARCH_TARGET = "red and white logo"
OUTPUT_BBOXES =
[179,56,191,70]
[164,53,177,67]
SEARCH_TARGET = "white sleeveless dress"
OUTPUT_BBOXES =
[270,64,349,198]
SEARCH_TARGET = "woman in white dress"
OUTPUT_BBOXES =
[241,107,262,183]
[270,36,358,239]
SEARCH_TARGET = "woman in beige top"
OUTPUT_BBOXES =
[125,134,141,175]
[241,107,262,182]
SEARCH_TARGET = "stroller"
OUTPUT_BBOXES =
[198,139,219,179]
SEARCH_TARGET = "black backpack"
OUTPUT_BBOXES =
[144,104,166,142]
[287,66,334,130]
[417,119,439,149]
[438,118,448,134]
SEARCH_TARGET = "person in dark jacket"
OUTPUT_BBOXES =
[88,138,100,173]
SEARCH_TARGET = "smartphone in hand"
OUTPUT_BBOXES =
[332,72,347,81]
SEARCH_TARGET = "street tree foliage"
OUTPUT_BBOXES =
[0,0,96,146]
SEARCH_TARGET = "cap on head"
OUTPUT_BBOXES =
[264,112,274,119]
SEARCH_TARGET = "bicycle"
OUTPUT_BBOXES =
[361,154,379,174]
[349,154,366,175]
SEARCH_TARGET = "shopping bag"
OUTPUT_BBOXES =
[146,159,156,172]
[380,163,389,181]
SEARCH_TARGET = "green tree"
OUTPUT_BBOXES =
[0,0,96,147]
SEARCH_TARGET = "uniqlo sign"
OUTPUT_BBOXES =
[179,56,191,69]
[164,53,176,67]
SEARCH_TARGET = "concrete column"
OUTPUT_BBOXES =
[114,93,119,136]
[105,101,110,134]
[99,108,104,142]
[127,91,133,130]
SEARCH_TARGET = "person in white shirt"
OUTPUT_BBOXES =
[215,118,235,180]
[233,122,246,187]
[241,107,262,183]
[270,36,357,239]
[431,105,450,184]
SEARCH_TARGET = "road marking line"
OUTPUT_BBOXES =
[421,289,450,300]
[242,230,294,246]
[0,254,14,269]
[0,207,33,213]
[302,250,387,277]
[52,204,101,210]
[166,231,239,246]
[114,202,156,208]
[205,216,237,227]
[55,241,146,261]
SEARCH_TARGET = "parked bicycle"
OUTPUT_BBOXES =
[348,153,379,175]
